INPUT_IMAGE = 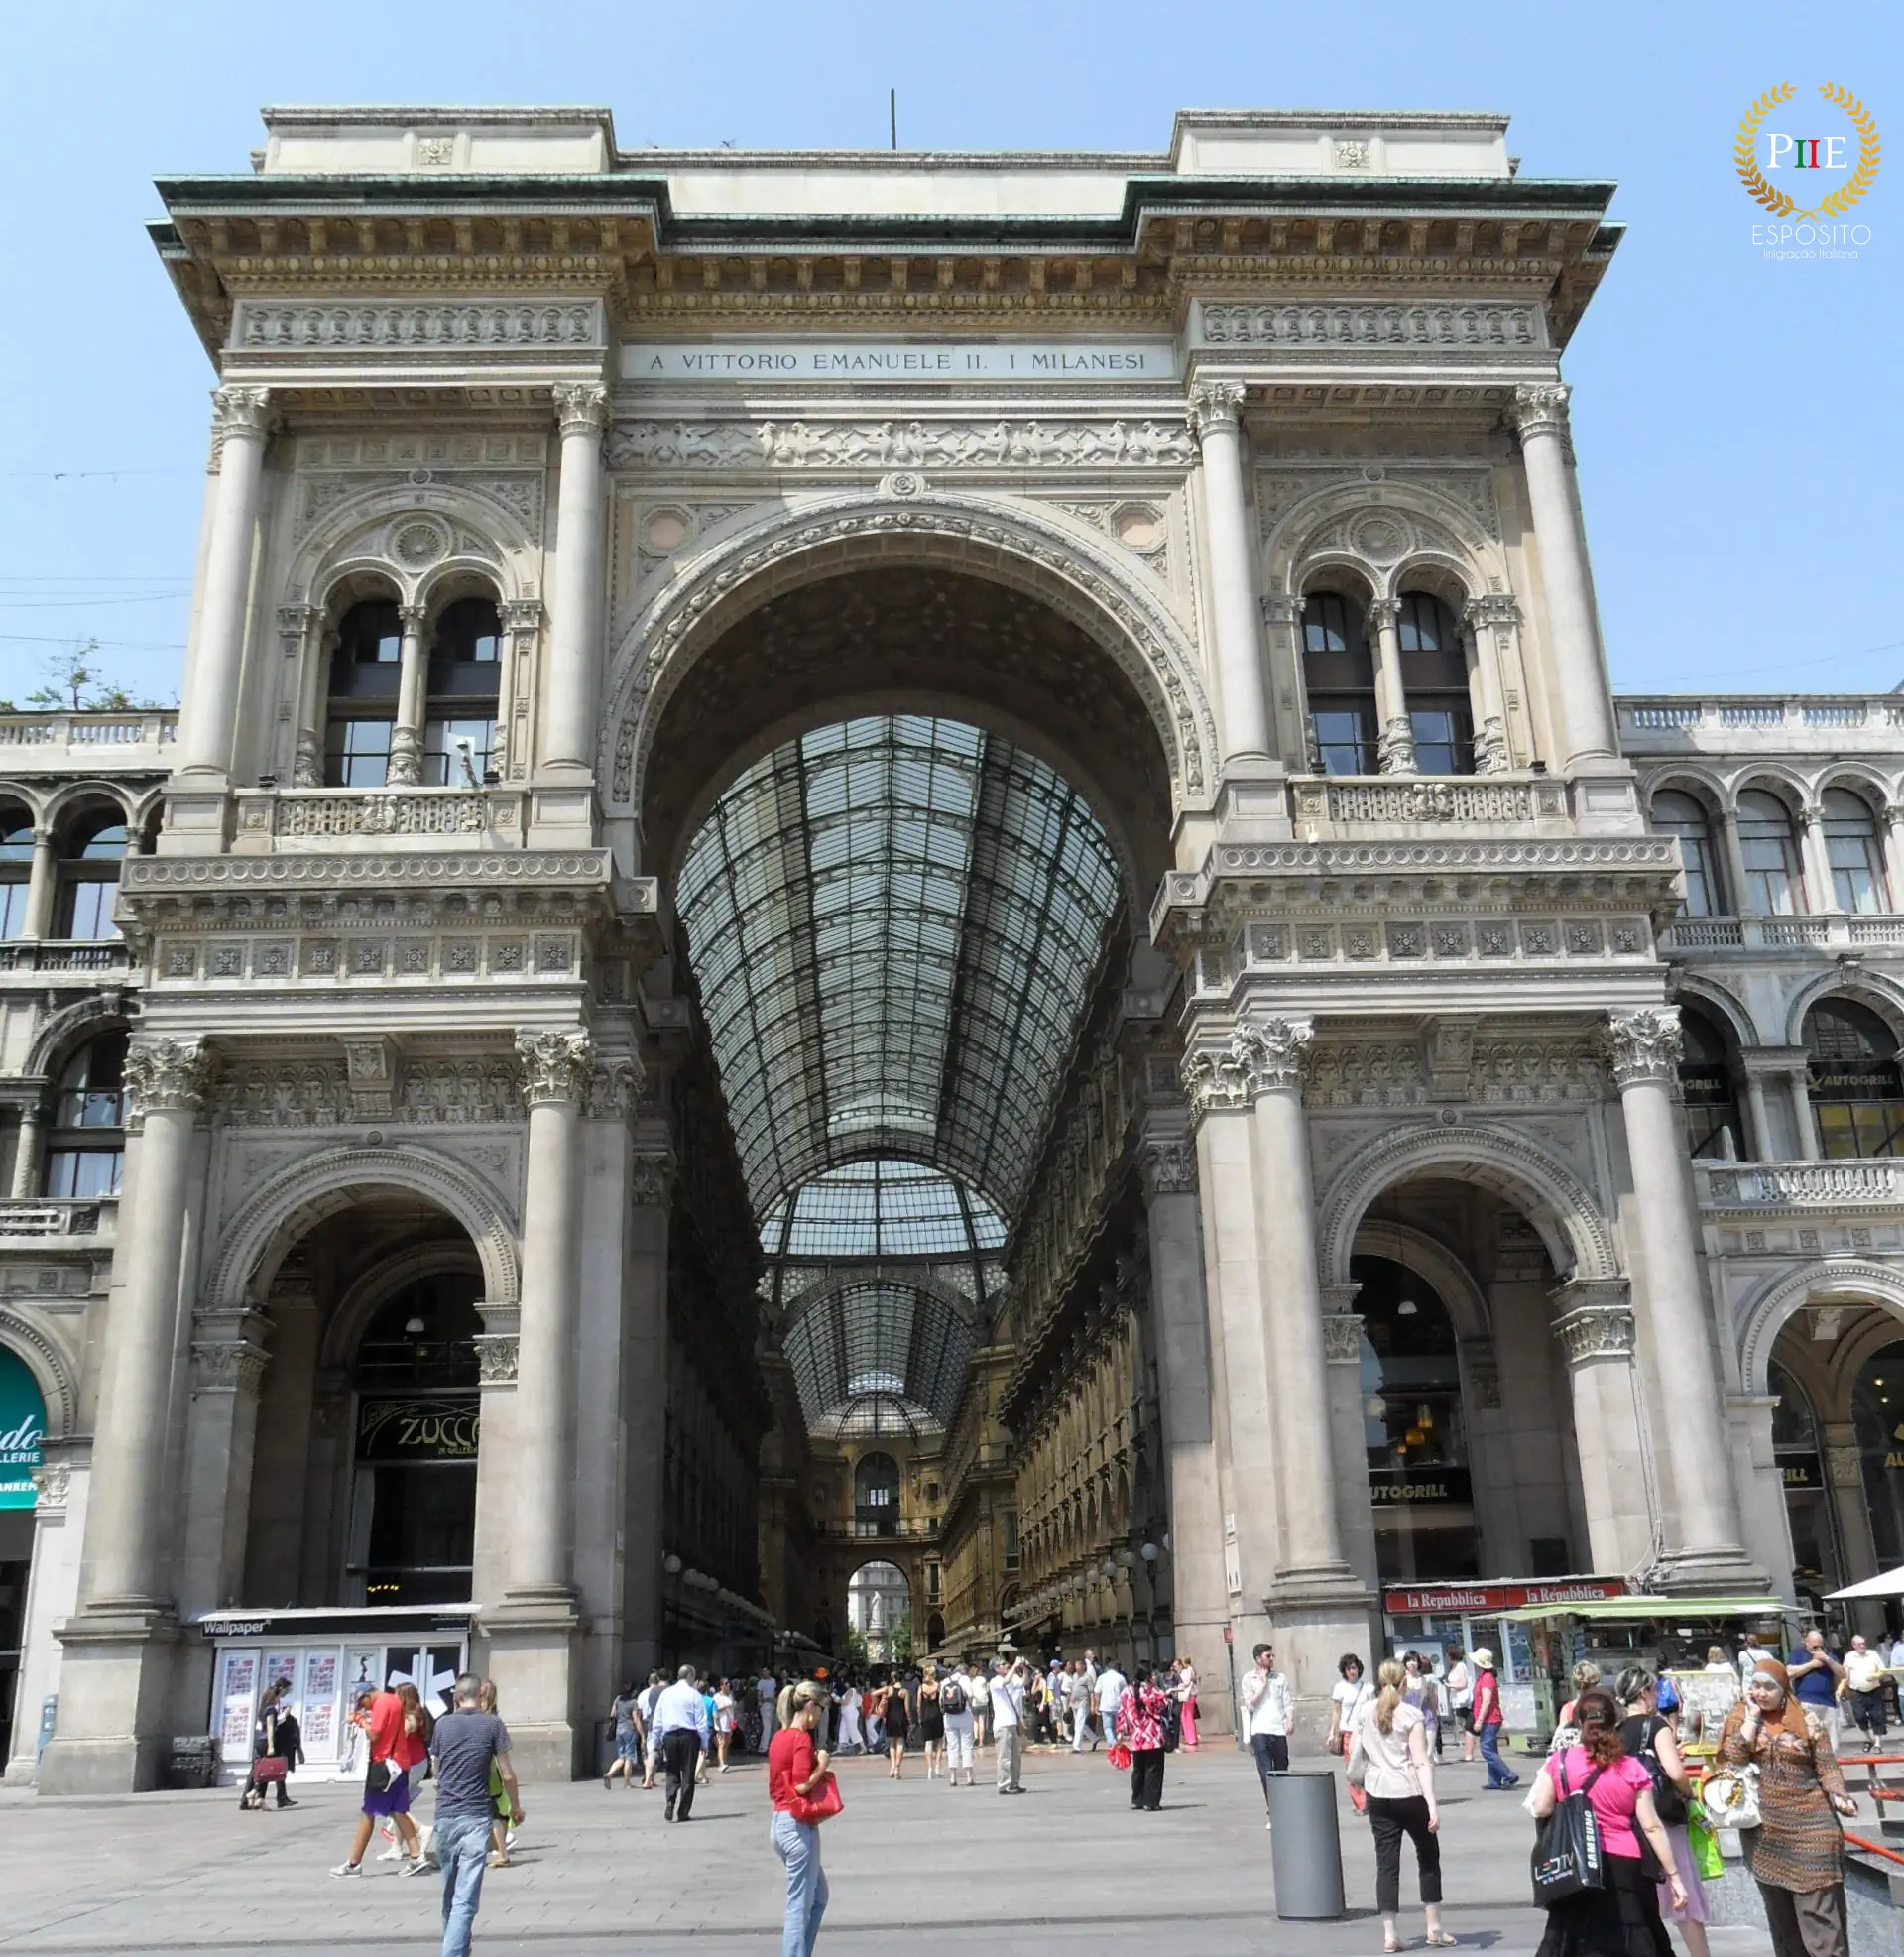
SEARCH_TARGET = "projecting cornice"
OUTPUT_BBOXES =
[149,164,1618,359]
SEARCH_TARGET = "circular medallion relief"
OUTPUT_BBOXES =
[643,510,691,551]
[391,516,451,568]
[1351,516,1409,563]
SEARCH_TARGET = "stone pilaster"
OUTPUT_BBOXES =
[1549,1279,1654,1574]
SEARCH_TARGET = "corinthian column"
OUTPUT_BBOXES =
[1188,381,1272,766]
[542,385,610,776]
[179,387,276,778]
[508,1029,591,1599]
[386,604,430,787]
[1367,599,1416,775]
[1604,1010,1761,1589]
[86,1037,213,1606]
[1506,384,1619,767]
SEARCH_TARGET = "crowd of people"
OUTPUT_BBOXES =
[249,1622,1890,1957]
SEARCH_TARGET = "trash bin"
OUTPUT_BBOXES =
[1265,1771,1346,1920]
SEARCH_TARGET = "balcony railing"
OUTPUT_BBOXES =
[0,1197,115,1240]
[0,938,131,974]
[1661,914,1904,954]
[0,711,177,766]
[1290,773,1569,828]
[234,786,528,850]
[813,1518,939,1541]
[1617,695,1904,752]
[1696,1160,1904,1209]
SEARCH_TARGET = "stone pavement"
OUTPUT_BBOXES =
[0,1741,1777,1955]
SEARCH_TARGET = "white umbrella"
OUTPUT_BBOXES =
[1827,1564,1904,1600]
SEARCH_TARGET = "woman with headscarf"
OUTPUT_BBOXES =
[1715,1657,1855,1957]
[1528,1688,1684,1956]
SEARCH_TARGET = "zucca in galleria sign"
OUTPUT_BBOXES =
[0,1346,47,1510]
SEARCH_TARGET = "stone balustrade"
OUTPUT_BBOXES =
[1697,1160,1904,1209]
[1661,914,1904,954]
[0,939,132,975]
[232,785,529,850]
[1291,773,1569,827]
[0,1197,115,1240]
[0,712,177,767]
[1617,694,1904,753]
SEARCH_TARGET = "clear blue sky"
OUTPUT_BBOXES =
[0,0,1896,706]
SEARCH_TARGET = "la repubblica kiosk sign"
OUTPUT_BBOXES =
[0,1346,46,1509]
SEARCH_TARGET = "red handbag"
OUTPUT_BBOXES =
[252,1756,288,1783]
[790,1770,843,1825]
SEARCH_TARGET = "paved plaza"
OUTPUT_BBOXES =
[0,1742,1783,1956]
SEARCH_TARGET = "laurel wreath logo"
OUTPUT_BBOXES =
[1735,82,1881,221]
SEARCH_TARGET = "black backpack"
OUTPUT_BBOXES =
[1158,1693,1182,1754]
[940,1679,967,1715]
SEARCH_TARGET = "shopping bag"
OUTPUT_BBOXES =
[1687,1810,1724,1882]
[1529,1759,1606,1906]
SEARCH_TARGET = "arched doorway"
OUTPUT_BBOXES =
[848,1560,911,1664]
[1767,1357,1841,1599]
[0,1343,48,1768]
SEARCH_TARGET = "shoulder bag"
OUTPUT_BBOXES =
[790,1770,843,1825]
[1530,1757,1606,1906]
[1701,1763,1761,1832]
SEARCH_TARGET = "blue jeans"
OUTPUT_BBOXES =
[435,1813,492,1957]
[1479,1720,1517,1787]
[772,1811,828,1957]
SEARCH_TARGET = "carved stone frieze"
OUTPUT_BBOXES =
[234,299,603,351]
[1204,301,1543,351]
[515,1030,593,1107]
[606,417,1197,472]
[343,1037,399,1120]
[1137,1137,1197,1200]
[124,1037,214,1125]
[1604,1009,1683,1089]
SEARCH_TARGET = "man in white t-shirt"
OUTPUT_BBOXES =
[755,1671,777,1752]
[967,1664,992,1749]
[1241,1643,1293,1826]
[1071,1652,1101,1753]
[1094,1658,1127,1752]
[1443,1646,1475,1764]
[1844,1634,1889,1749]
[992,1658,1027,1792]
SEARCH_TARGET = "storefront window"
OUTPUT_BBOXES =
[348,1276,481,1605]
[1853,1338,1904,1572]
[1768,1357,1840,1596]
[1356,1255,1480,1584]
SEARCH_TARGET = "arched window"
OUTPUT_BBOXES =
[1302,589,1375,775]
[56,809,127,940]
[0,809,32,938]
[424,597,502,786]
[1823,787,1886,914]
[1396,592,1473,775]
[1678,1005,1742,1160]
[1736,790,1804,915]
[1805,998,1904,1158]
[349,1273,481,1605]
[323,599,402,787]
[1353,1253,1480,1584]
[853,1450,901,1528]
[1652,790,1724,917]
[43,1033,127,1197]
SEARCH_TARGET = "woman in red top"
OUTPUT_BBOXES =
[769,1681,835,1957]
[1528,1689,1685,1957]
[1116,1662,1172,1813]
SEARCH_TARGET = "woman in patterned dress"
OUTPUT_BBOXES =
[1715,1658,1855,1957]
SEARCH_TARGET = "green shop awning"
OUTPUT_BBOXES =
[1499,1595,1792,1624]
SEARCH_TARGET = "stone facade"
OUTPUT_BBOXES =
[2,103,1895,1788]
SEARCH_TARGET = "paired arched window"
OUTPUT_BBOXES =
[1396,593,1472,775]
[323,595,503,789]
[1823,787,1886,914]
[1302,586,1475,776]
[1678,1005,1743,1160]
[0,809,31,938]
[1805,998,1904,1159]
[1302,590,1375,775]
[1736,791,1804,916]
[853,1450,901,1525]
[1652,791,1724,917]
[43,1033,126,1197]
[57,808,128,940]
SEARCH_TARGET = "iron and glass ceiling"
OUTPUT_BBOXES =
[676,714,1123,1431]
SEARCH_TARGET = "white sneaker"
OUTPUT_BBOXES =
[376,1843,403,1862]
[329,1862,363,1879]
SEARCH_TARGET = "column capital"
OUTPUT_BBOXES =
[1603,1007,1683,1088]
[515,1029,594,1107]
[210,384,278,444]
[1376,715,1417,775]
[190,1337,270,1397]
[499,597,544,632]
[1552,1302,1637,1367]
[398,602,429,632]
[1463,593,1521,632]
[124,1036,214,1123]
[1507,381,1572,444]
[552,382,610,439]
[630,1148,677,1206]
[1181,1016,1313,1116]
[580,1054,645,1121]
[476,1333,521,1386]
[1321,1313,1365,1365]
[276,602,322,636]
[1186,379,1246,444]
[1137,1134,1198,1200]
[1367,597,1400,632]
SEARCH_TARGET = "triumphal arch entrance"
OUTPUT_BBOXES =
[35,104,1767,1792]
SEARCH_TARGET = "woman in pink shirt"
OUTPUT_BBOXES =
[1528,1689,1686,1956]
